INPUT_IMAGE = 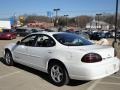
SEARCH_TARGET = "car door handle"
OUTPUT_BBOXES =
[48,51,52,53]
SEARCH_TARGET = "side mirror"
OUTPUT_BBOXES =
[16,41,21,45]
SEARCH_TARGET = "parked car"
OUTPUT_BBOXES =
[0,29,17,40]
[16,28,39,37]
[16,28,28,37]
[116,32,120,39]
[44,29,54,32]
[90,32,105,40]
[4,32,120,86]
[104,32,113,38]
[90,31,114,40]
[26,29,39,35]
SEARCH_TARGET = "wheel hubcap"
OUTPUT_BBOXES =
[51,65,63,83]
[5,53,11,64]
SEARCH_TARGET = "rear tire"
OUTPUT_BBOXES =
[48,62,69,86]
[5,51,14,66]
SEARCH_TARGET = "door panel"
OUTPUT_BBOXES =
[27,47,52,70]
[13,45,28,64]
[13,34,38,65]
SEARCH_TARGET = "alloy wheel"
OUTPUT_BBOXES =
[51,65,64,83]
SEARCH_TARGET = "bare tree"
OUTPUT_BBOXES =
[25,15,51,24]
[74,15,93,28]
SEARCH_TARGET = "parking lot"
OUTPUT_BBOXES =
[0,37,120,90]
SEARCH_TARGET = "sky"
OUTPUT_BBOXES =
[0,0,119,18]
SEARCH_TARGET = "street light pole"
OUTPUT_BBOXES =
[96,13,102,30]
[114,0,119,42]
[53,8,60,26]
[64,15,69,26]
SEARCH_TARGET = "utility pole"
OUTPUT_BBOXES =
[96,13,102,30]
[114,0,119,42]
[53,8,60,27]
[13,13,16,28]
[64,15,69,26]
[75,16,79,28]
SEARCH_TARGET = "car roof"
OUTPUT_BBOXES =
[31,31,67,36]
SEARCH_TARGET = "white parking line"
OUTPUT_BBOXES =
[87,79,102,90]
[100,82,120,85]
[0,71,21,79]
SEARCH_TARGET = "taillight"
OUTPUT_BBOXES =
[81,53,102,63]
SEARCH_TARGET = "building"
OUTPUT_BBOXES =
[0,20,11,29]
[27,22,54,29]
[86,20,111,30]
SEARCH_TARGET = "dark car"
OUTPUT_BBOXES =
[90,31,113,40]
[90,32,104,40]
[0,29,17,40]
[104,32,113,38]
[116,32,120,39]
[16,28,28,37]
[16,28,39,37]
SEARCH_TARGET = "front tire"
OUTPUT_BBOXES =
[10,36,13,40]
[5,51,14,66]
[48,62,69,86]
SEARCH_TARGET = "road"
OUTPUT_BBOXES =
[0,37,120,90]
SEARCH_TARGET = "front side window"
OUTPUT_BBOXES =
[20,35,37,46]
[53,33,93,46]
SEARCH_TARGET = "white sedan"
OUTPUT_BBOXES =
[4,32,120,86]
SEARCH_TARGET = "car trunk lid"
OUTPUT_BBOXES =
[68,45,114,59]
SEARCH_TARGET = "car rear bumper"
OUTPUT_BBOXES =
[68,57,120,80]
[0,36,11,40]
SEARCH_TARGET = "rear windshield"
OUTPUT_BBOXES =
[53,33,93,46]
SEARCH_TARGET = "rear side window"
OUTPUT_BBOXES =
[36,34,55,47]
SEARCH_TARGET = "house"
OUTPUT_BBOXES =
[86,20,111,30]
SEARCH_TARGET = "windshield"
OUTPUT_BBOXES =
[53,33,93,46]
[2,29,10,33]
[2,29,15,33]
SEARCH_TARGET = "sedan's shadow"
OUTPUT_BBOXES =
[68,80,89,86]
[0,57,6,64]
[0,57,89,86]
